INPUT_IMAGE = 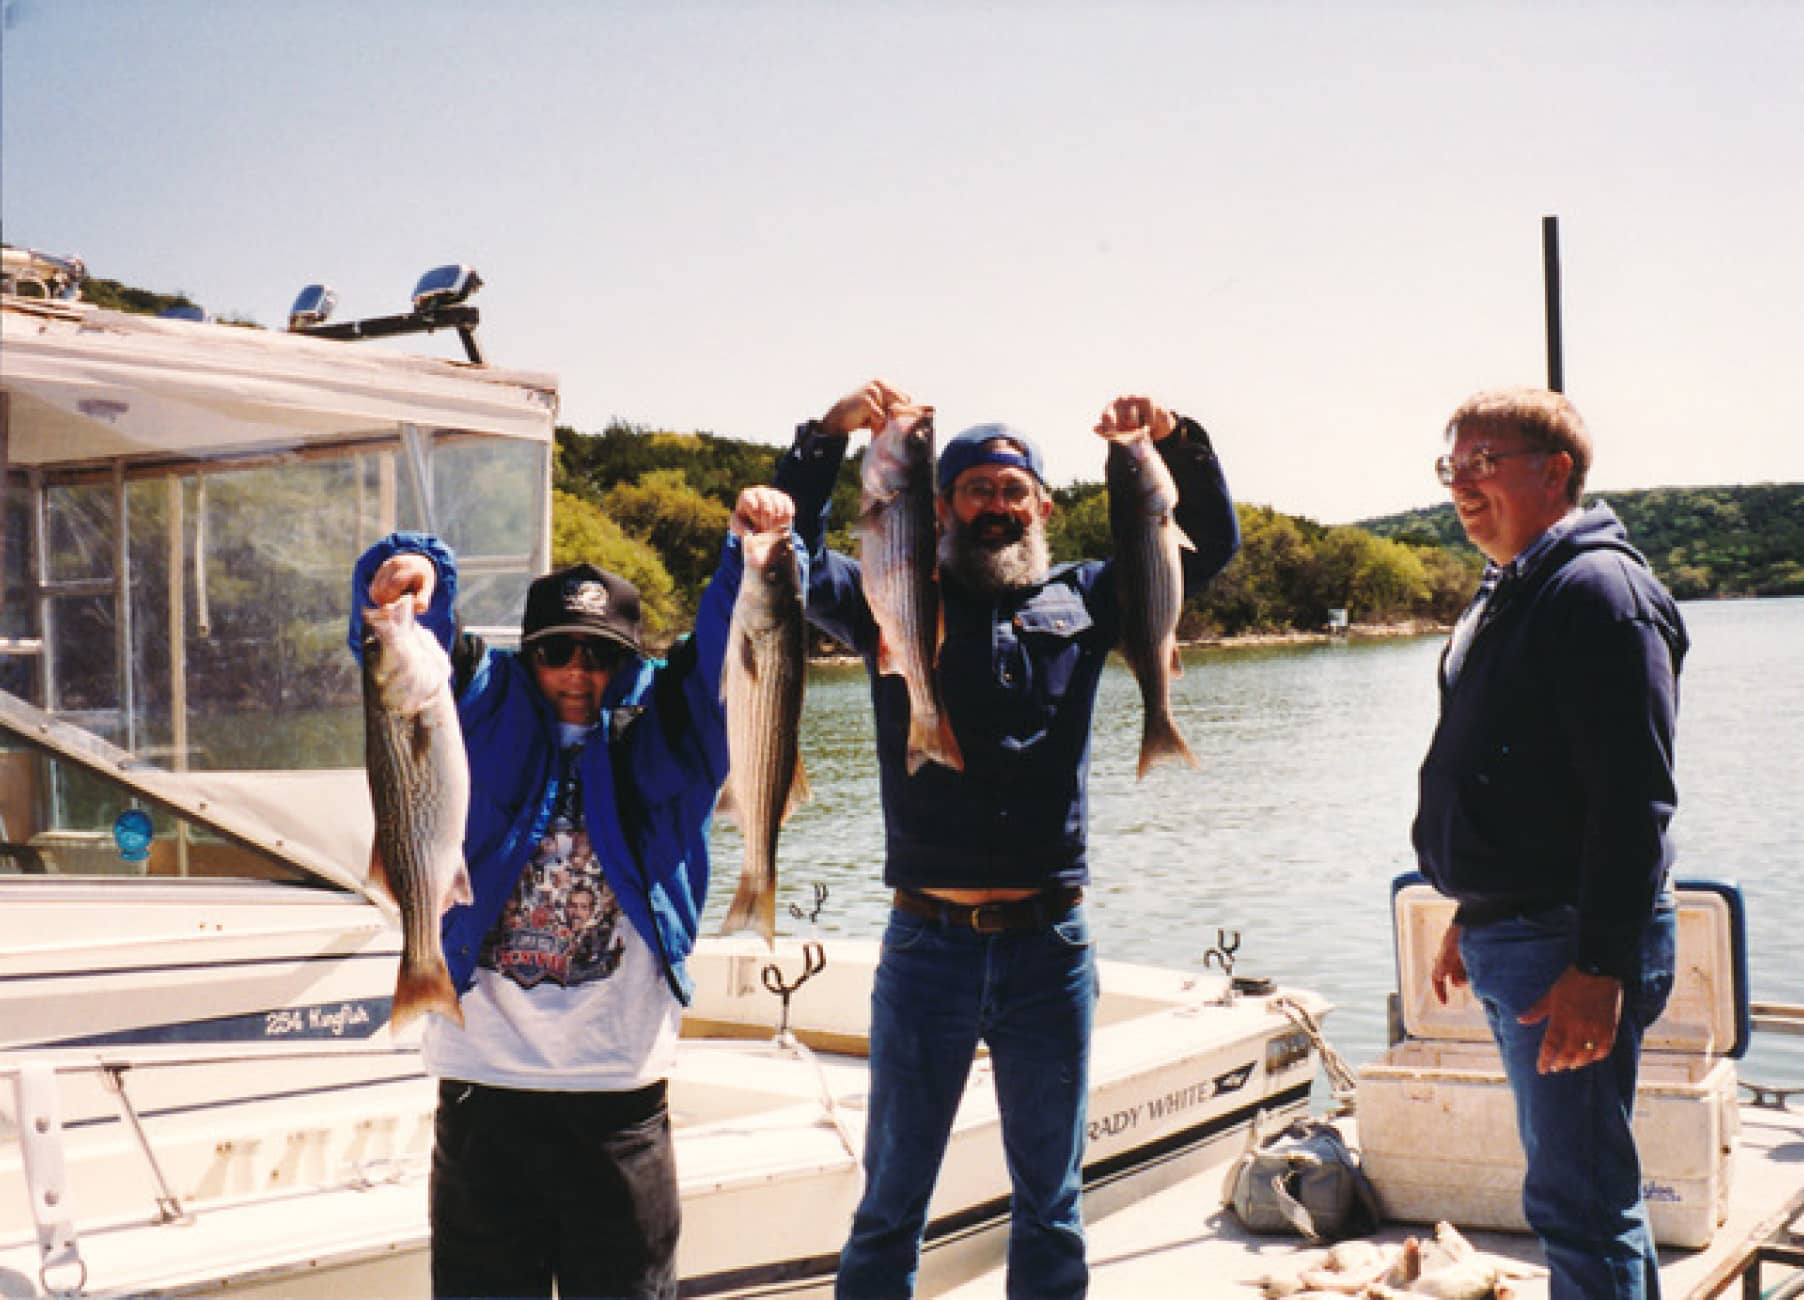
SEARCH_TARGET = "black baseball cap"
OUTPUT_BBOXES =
[521,563,644,655]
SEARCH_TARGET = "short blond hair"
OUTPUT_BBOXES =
[1446,388,1592,504]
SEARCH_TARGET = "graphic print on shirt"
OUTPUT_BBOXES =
[478,746,627,989]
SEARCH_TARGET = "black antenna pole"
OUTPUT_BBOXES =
[1542,214,1564,393]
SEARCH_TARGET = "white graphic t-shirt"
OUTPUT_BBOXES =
[424,722,680,1090]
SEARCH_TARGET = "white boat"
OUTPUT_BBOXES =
[0,259,1325,1298]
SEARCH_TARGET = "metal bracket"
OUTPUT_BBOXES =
[16,1061,87,1296]
[1203,929,1241,978]
[100,1064,191,1226]
[762,942,826,1047]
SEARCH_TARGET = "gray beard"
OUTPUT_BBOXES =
[939,517,1051,595]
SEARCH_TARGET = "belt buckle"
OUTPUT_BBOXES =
[969,903,1008,934]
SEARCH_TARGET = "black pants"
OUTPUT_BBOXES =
[430,1079,679,1300]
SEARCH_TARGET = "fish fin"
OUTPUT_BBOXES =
[875,632,897,678]
[1169,641,1185,678]
[447,861,474,910]
[1137,711,1199,780]
[389,957,463,1035]
[720,875,776,949]
[778,758,812,823]
[716,775,742,827]
[906,707,964,775]
[1172,521,1196,553]
[737,630,760,682]
[408,711,434,766]
[367,844,394,900]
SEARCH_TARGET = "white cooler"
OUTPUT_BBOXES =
[1355,876,1750,1249]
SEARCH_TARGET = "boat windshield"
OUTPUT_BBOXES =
[1,299,555,889]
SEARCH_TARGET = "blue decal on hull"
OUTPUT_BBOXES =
[38,997,394,1048]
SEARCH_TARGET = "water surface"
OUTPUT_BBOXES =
[705,597,1804,1087]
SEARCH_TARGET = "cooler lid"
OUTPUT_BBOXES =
[1389,874,1751,1058]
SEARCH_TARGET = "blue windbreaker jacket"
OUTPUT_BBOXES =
[350,530,747,1004]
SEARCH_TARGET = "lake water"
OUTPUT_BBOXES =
[703,597,1804,1089]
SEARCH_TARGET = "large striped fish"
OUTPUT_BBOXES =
[362,597,472,1033]
[719,527,810,946]
[1107,431,1200,778]
[858,405,963,774]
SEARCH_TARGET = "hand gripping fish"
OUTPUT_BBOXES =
[362,598,472,1033]
[858,405,963,774]
[1106,429,1201,778]
[719,527,810,946]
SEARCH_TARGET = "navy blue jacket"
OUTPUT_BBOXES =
[775,418,1238,890]
[1412,504,1688,979]
[350,531,739,1004]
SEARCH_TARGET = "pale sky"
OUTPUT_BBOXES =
[5,1,1800,523]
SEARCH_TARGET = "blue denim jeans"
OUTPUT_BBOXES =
[836,905,1097,1300]
[1460,904,1677,1300]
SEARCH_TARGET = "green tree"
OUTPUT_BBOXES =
[550,489,683,642]
[602,469,733,596]
[1048,483,1110,564]
[1315,528,1432,623]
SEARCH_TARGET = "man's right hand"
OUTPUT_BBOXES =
[823,379,913,436]
[1430,922,1468,1004]
[370,553,436,613]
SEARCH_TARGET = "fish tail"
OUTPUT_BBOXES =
[721,875,776,948]
[389,957,463,1035]
[906,705,964,775]
[1137,709,1199,780]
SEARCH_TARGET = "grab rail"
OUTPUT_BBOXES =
[1751,1000,1804,1038]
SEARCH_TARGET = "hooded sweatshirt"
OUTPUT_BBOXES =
[1412,503,1689,979]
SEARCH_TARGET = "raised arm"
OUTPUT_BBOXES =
[771,379,912,653]
[1094,395,1239,592]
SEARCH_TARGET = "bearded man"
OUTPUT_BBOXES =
[773,379,1240,1299]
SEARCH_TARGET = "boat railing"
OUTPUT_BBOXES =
[4,1042,431,1293]
[1741,1000,1804,1112]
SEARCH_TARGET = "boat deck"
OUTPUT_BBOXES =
[940,1100,1804,1299]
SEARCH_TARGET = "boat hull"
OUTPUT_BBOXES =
[1,885,1321,1298]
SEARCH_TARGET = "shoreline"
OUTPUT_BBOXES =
[803,620,1448,665]
[1183,619,1448,648]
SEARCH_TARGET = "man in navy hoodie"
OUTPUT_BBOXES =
[1413,388,1687,1299]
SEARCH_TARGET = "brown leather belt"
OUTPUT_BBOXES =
[891,887,1083,934]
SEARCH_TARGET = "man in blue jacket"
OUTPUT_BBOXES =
[1414,388,1687,1299]
[350,485,794,1300]
[775,379,1239,1299]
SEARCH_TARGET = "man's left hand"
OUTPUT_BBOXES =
[1519,966,1623,1074]
[732,486,796,537]
[1094,395,1178,443]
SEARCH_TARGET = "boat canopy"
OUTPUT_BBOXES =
[2,299,556,468]
[2,293,557,896]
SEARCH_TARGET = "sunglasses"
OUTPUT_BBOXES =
[530,635,625,672]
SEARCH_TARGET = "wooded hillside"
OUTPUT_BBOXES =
[1361,484,1804,599]
[555,423,1484,639]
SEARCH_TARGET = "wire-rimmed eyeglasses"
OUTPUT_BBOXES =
[1434,448,1544,486]
[953,477,1037,507]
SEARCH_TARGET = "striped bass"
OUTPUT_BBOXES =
[719,528,810,946]
[859,405,963,774]
[1107,431,1200,778]
[362,598,472,1032]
